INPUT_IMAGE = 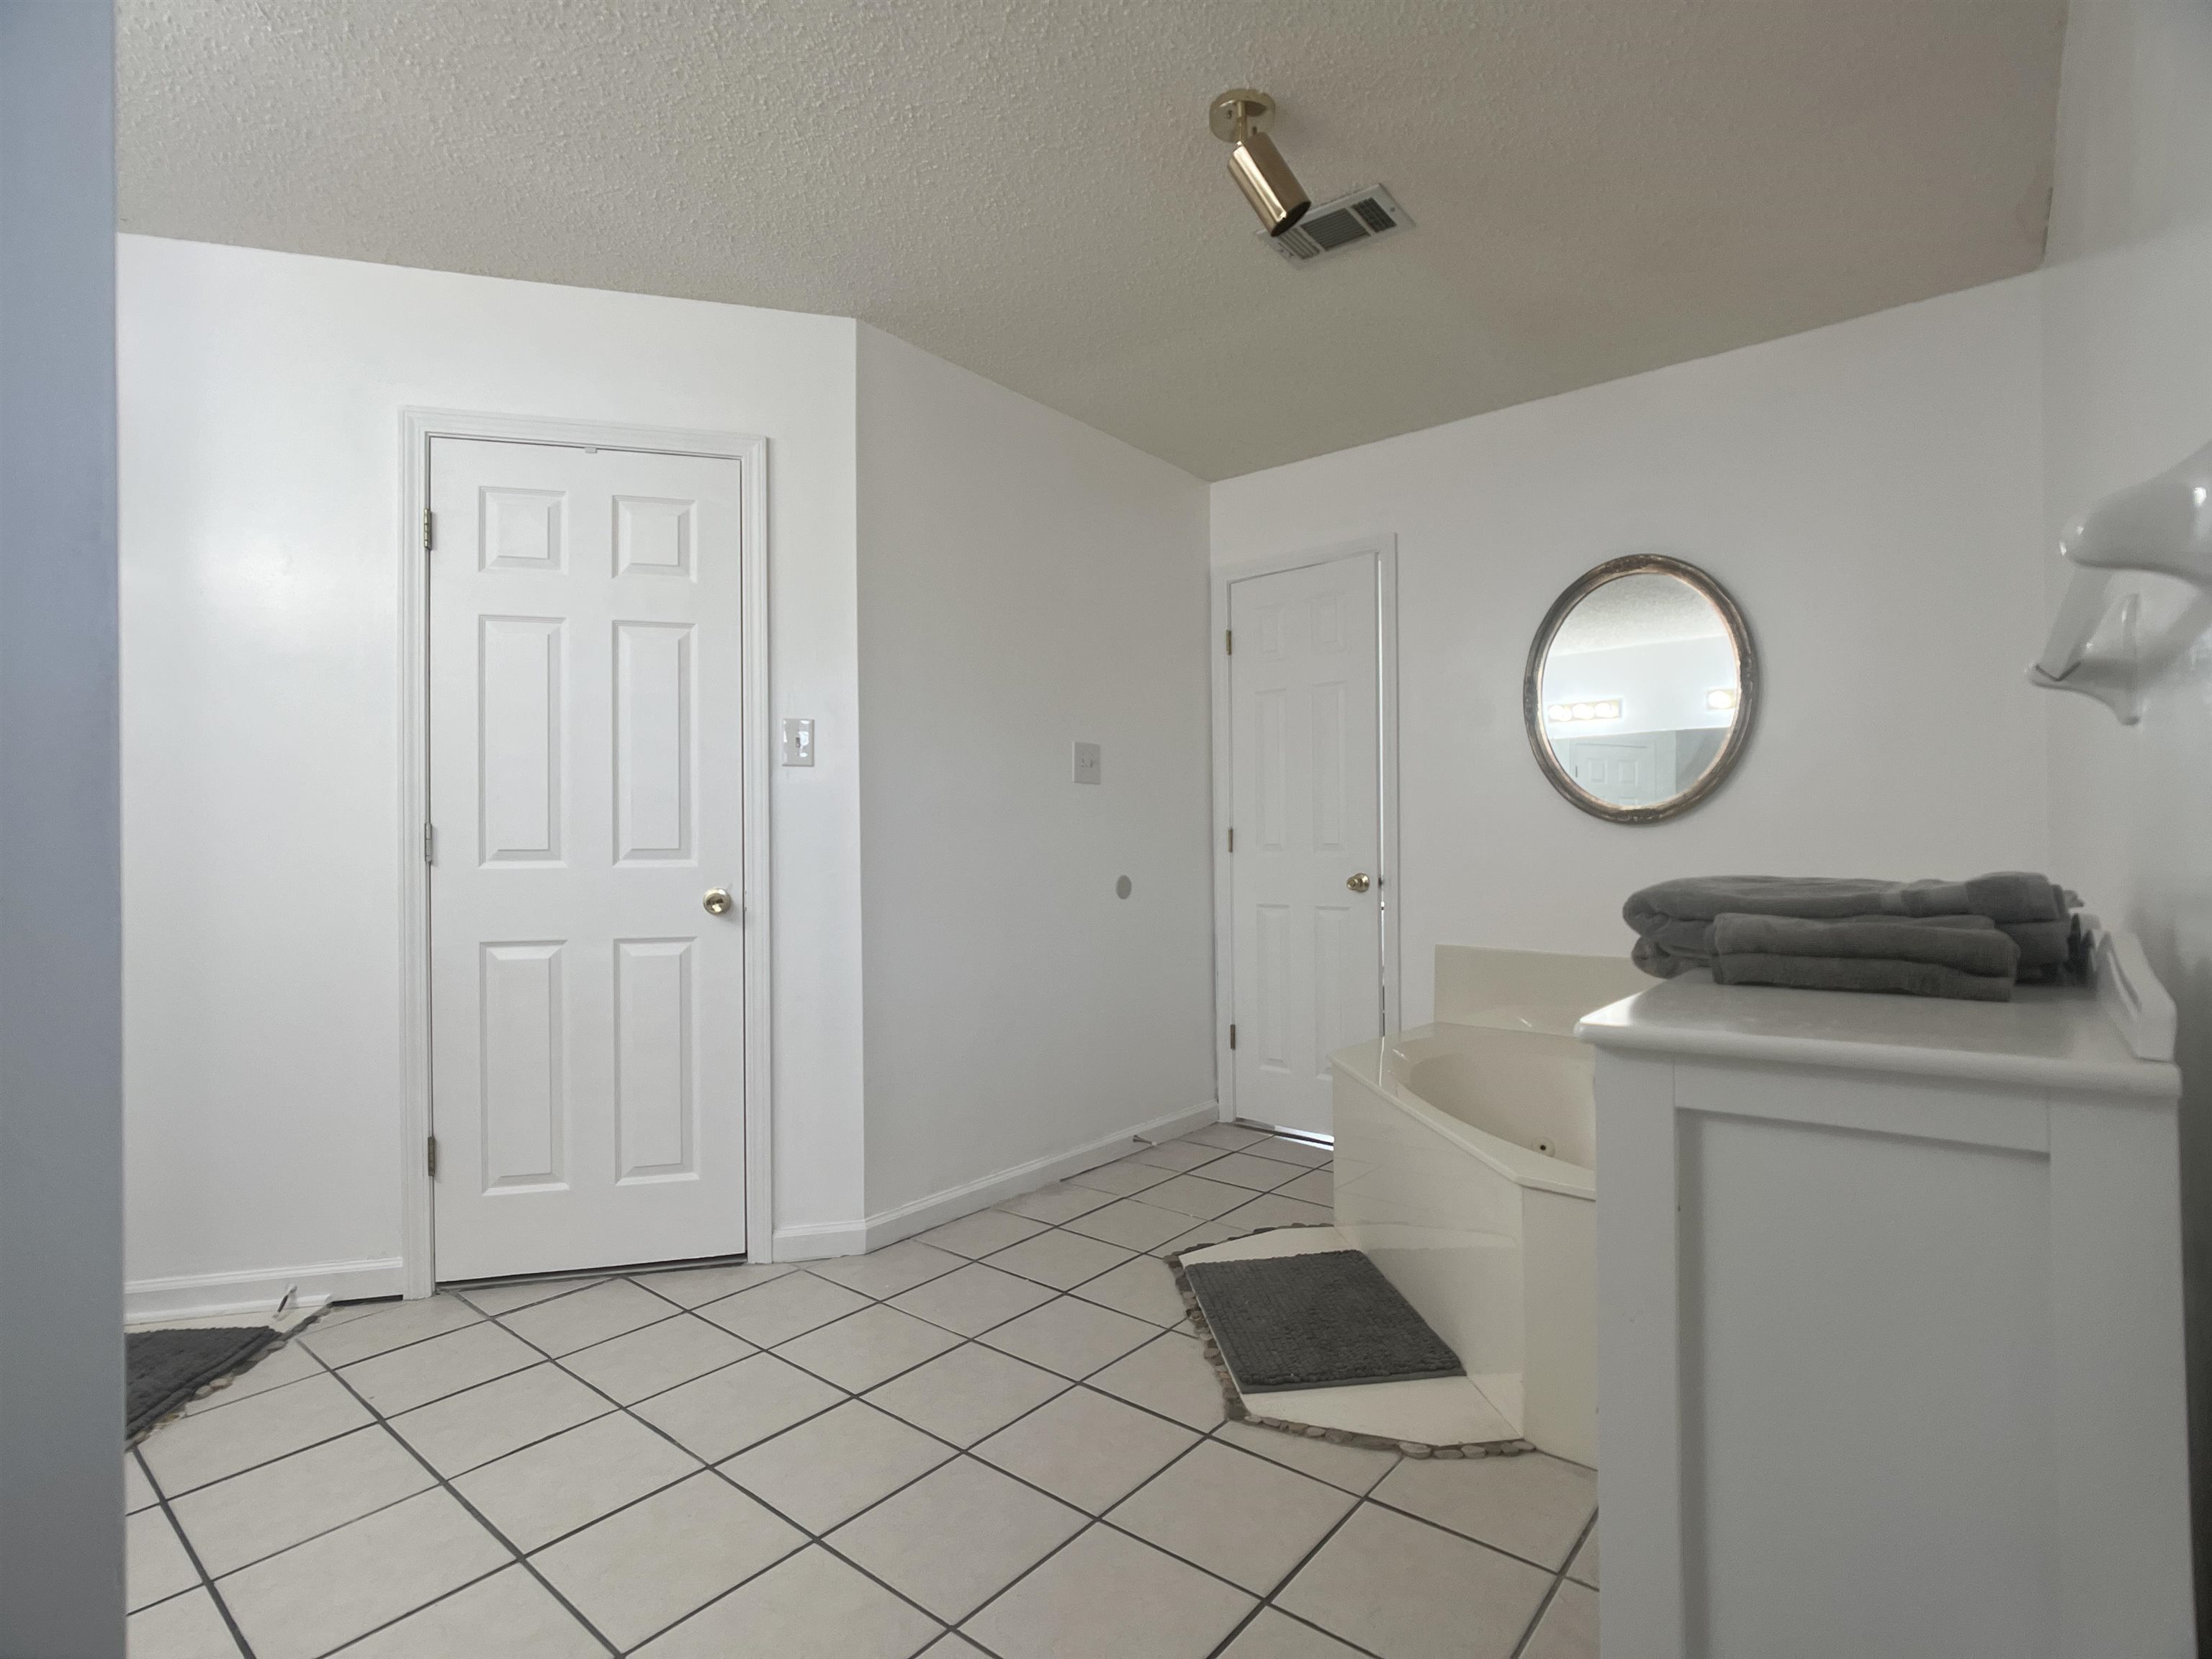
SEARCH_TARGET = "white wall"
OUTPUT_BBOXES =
[120,238,866,1304]
[2036,0,2212,1632]
[854,325,1215,1223]
[1212,278,2051,1027]
[1,3,125,1648]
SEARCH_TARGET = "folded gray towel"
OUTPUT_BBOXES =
[1999,917,2074,969]
[1712,914,2020,978]
[1709,953,2015,1002]
[1625,873,2076,979]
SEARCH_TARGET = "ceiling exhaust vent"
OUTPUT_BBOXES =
[1266,185,1411,265]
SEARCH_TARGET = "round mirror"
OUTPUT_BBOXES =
[1523,556,1755,823]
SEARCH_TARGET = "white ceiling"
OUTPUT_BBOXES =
[116,0,2067,481]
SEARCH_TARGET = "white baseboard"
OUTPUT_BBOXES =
[125,1256,406,1323]
[770,1101,1222,1262]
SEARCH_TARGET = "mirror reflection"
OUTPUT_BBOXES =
[1526,560,1753,822]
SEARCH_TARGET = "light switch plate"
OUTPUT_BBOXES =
[781,718,814,767]
[1072,741,1102,785]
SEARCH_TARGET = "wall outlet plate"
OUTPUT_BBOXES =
[1072,741,1102,784]
[781,718,814,766]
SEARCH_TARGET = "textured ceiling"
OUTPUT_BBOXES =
[1552,574,1727,655]
[117,0,2067,481]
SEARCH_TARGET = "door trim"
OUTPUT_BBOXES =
[1209,535,1401,1130]
[398,408,775,1296]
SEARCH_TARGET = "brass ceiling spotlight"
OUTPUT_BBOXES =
[1211,89,1310,237]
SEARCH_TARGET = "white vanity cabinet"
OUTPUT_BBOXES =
[1578,938,2192,1659]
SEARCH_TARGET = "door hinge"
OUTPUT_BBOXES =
[426,1135,439,1178]
[1229,1024,1237,1050]
[1227,827,1234,853]
[423,508,435,552]
[1225,629,1233,655]
[423,823,436,865]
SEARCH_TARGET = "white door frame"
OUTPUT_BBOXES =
[397,408,775,1295]
[1209,535,1401,1130]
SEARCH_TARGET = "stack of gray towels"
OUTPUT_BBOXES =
[1624,873,2084,1002]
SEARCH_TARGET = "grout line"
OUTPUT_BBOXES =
[135,1445,260,1659]
[148,1130,1336,1658]
[297,1344,624,1656]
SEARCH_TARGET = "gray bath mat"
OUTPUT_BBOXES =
[1180,1249,1465,1392]
[127,1326,280,1442]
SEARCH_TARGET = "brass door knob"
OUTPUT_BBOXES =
[703,889,734,916]
[1346,873,1372,893]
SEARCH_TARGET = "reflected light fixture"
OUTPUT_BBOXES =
[1707,688,1740,711]
[1548,700,1622,724]
[1210,89,1310,236]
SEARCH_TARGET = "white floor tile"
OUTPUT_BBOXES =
[533,1471,805,1650]
[1568,1516,1599,1587]
[301,1295,481,1370]
[696,1272,871,1347]
[1064,1159,1177,1199]
[126,1453,159,1514]
[1087,1330,1223,1429]
[1188,1151,1307,1192]
[140,1373,374,1496]
[634,1544,940,1659]
[1136,1174,1256,1220]
[981,1296,1157,1380]
[629,1351,845,1465]
[1109,1439,1356,1594]
[914,1208,1050,1259]
[1127,1140,1231,1174]
[828,1455,1086,1622]
[127,1586,240,1658]
[865,1343,1069,1447]
[720,1400,953,1533]
[338,1321,541,1415]
[994,1181,1118,1224]
[216,1488,509,1659]
[176,1342,323,1419]
[634,1259,796,1308]
[454,1412,698,1553]
[1218,1606,1369,1657]
[1246,1136,1333,1169]
[128,1506,201,1612]
[333,1564,605,1659]
[171,1426,432,1577]
[1071,1255,1189,1327]
[963,1523,1254,1659]
[386,1363,611,1477]
[773,1304,961,1392]
[557,1312,752,1405]
[1058,1198,1197,1252]
[1521,1578,1599,1659]
[498,1278,676,1357]
[452,1275,608,1317]
[1276,1502,1551,1659]
[1218,1194,1336,1231]
[1210,1419,1399,1495]
[974,1387,1197,1513]
[887,1263,1057,1337]
[805,1240,967,1300]
[1372,1452,1596,1569]
[979,1228,1136,1291]
[1181,1124,1274,1153]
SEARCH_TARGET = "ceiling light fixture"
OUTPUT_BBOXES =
[1210,89,1310,237]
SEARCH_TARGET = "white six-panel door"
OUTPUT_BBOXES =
[1229,554,1383,1136]
[428,437,747,1280]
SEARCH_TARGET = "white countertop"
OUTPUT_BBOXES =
[1575,971,2180,1099]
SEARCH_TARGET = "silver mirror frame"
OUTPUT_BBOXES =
[1521,554,1758,824]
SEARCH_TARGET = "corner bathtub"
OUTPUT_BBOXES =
[1331,1019,1601,1464]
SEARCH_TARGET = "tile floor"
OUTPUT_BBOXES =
[127,1123,1599,1659]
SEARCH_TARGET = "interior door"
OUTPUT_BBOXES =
[1229,554,1384,1136]
[428,436,747,1281]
